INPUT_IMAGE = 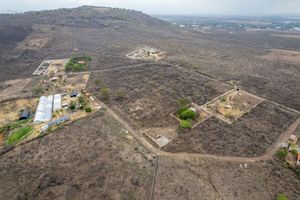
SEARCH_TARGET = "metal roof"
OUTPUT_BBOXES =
[70,91,78,97]
[48,115,70,127]
[20,110,30,120]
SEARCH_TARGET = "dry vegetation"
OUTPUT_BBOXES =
[259,49,300,64]
[0,6,300,200]
[204,90,263,123]
[88,63,230,128]
[0,112,155,200]
[0,98,37,126]
[164,101,299,157]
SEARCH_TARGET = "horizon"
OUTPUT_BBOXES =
[0,0,300,16]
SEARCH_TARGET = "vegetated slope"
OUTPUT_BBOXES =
[0,6,176,82]
[1,6,299,112]
[0,112,154,200]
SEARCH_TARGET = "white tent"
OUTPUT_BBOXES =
[44,95,53,122]
[53,94,61,111]
[33,96,47,124]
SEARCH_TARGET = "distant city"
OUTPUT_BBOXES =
[156,15,300,32]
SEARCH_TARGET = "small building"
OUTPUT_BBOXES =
[297,153,300,166]
[50,77,58,82]
[19,110,30,120]
[70,91,78,98]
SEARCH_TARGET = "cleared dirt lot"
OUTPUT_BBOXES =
[88,63,231,128]
[0,111,154,200]
[163,101,299,157]
[0,78,33,102]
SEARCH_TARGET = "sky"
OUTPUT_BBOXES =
[0,0,300,16]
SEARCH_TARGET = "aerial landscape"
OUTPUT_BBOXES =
[0,1,300,200]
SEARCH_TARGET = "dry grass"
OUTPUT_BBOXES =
[260,49,300,64]
[0,98,37,127]
[271,34,300,40]
[0,78,32,102]
[66,74,90,90]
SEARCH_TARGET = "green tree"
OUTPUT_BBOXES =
[115,89,126,100]
[85,107,92,113]
[94,79,102,86]
[276,149,288,161]
[180,109,196,121]
[180,120,192,129]
[69,101,76,110]
[291,149,298,157]
[276,193,288,200]
[100,87,110,101]
[78,96,85,104]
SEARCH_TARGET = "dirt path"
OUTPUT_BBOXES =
[70,63,153,75]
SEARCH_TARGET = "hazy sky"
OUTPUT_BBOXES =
[0,0,300,16]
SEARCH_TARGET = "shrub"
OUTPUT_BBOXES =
[180,120,192,129]
[276,193,288,200]
[65,55,92,72]
[276,149,288,161]
[115,90,126,100]
[296,166,300,178]
[69,101,76,110]
[100,87,110,101]
[94,79,102,86]
[180,109,196,121]
[176,107,188,116]
[177,98,191,107]
[85,107,92,113]
[32,86,44,96]
[78,96,85,104]
[291,149,298,157]
[220,96,227,102]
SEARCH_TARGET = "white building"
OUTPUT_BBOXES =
[33,95,54,124]
[44,95,53,122]
[53,94,62,111]
[33,96,47,124]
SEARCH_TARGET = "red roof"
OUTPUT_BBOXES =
[298,153,300,161]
